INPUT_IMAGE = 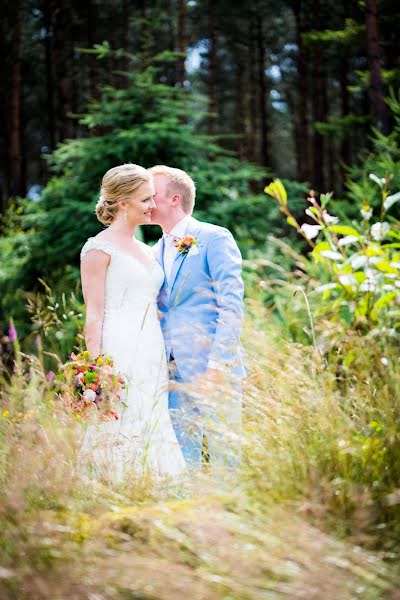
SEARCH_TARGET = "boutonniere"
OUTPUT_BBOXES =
[173,235,201,254]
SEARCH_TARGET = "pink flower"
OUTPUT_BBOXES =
[46,371,55,382]
[8,320,17,343]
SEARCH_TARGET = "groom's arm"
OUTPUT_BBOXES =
[206,228,244,370]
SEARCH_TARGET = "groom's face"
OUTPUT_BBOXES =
[151,174,172,226]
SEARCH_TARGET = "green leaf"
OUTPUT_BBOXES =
[353,272,367,284]
[312,241,331,255]
[374,261,398,274]
[371,291,397,321]
[286,216,298,228]
[327,225,361,237]
[264,179,287,205]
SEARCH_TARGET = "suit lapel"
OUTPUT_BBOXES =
[168,248,187,294]
[153,237,164,270]
[169,217,201,301]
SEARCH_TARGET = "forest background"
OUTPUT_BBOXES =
[0,0,400,598]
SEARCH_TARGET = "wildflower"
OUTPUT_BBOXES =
[369,173,386,187]
[300,223,322,240]
[174,235,200,254]
[361,206,373,221]
[2,410,9,418]
[83,389,97,403]
[383,191,400,211]
[322,210,339,225]
[371,222,390,241]
[46,371,55,382]
[8,320,17,343]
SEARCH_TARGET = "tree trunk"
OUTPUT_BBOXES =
[248,13,258,163]
[87,0,99,100]
[256,16,269,168]
[122,0,130,77]
[365,0,389,133]
[339,53,351,189]
[293,0,311,183]
[43,0,56,151]
[177,0,186,87]
[234,41,247,160]
[207,0,217,135]
[9,0,26,198]
[323,71,334,191]
[53,0,74,141]
[139,0,151,70]
[0,4,9,210]
[311,0,325,192]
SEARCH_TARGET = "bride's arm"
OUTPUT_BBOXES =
[80,250,110,358]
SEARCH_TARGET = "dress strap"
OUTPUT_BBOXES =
[80,237,115,260]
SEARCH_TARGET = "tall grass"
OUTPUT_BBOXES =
[0,299,399,599]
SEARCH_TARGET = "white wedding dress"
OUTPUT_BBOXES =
[79,236,187,483]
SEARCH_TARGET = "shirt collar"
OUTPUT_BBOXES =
[163,214,191,239]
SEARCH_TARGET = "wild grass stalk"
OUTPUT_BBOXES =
[0,303,398,598]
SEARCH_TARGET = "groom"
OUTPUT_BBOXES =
[149,165,245,472]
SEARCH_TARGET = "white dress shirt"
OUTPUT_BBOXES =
[162,214,191,282]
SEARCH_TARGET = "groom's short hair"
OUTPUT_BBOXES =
[148,165,196,214]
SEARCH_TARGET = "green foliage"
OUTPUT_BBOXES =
[314,114,370,139]
[302,19,365,45]
[341,90,400,221]
[205,179,309,255]
[262,174,400,354]
[1,59,265,333]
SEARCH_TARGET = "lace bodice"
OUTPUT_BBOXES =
[80,237,164,314]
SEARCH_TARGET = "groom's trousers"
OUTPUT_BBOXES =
[168,357,242,473]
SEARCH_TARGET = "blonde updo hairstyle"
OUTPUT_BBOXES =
[96,163,151,226]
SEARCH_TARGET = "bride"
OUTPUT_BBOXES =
[79,163,187,483]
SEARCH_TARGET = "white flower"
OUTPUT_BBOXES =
[300,223,323,239]
[350,255,368,270]
[320,250,343,261]
[322,210,339,224]
[381,357,389,367]
[364,268,379,281]
[383,191,400,211]
[338,235,359,247]
[305,208,319,220]
[360,280,376,292]
[338,274,357,286]
[361,207,373,221]
[315,283,338,293]
[83,389,97,403]
[369,173,386,187]
[370,221,390,241]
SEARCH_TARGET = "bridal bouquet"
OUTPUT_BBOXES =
[54,351,127,421]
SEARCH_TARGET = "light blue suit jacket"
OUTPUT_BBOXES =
[153,217,245,381]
